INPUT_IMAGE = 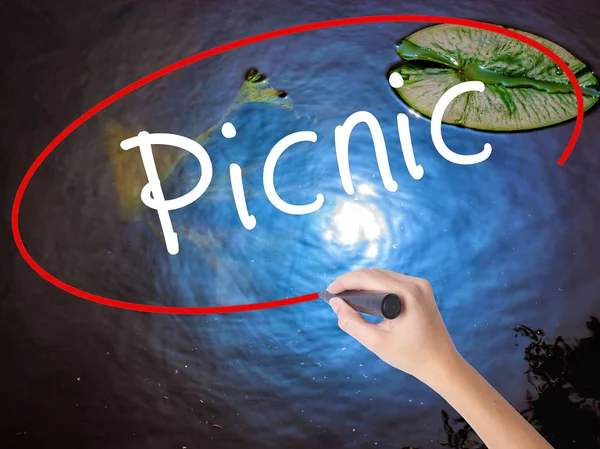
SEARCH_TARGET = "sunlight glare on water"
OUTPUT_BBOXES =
[322,183,390,262]
[8,1,600,447]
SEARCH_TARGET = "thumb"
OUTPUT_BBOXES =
[330,297,383,351]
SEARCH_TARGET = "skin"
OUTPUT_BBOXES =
[327,268,554,449]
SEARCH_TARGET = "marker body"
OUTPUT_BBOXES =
[320,290,402,319]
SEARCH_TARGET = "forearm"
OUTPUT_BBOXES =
[422,354,553,449]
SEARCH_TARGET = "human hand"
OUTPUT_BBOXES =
[328,268,554,449]
[327,268,461,384]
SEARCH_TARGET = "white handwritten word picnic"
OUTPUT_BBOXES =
[120,78,492,255]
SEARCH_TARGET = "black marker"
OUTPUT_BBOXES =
[320,290,402,319]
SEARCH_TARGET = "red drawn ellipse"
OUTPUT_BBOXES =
[12,15,585,314]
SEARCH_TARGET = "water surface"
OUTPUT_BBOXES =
[1,0,600,448]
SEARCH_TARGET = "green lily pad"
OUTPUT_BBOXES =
[389,24,600,131]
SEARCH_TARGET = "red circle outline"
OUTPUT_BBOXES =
[12,15,585,314]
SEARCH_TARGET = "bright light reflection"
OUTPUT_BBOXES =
[332,202,381,245]
[357,183,376,196]
[323,183,388,259]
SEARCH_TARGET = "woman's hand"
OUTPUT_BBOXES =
[328,268,554,449]
[327,268,460,383]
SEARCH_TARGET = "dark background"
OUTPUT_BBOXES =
[1,1,600,448]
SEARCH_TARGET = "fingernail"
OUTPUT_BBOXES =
[330,297,342,313]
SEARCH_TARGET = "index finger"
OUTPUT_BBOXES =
[371,268,425,285]
[327,268,400,294]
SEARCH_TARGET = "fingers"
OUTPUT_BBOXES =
[372,268,433,294]
[327,268,430,311]
[330,297,383,351]
[327,268,399,294]
[370,268,423,285]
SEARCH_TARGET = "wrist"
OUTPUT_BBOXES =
[417,348,470,392]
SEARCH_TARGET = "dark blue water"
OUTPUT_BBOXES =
[2,0,600,448]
